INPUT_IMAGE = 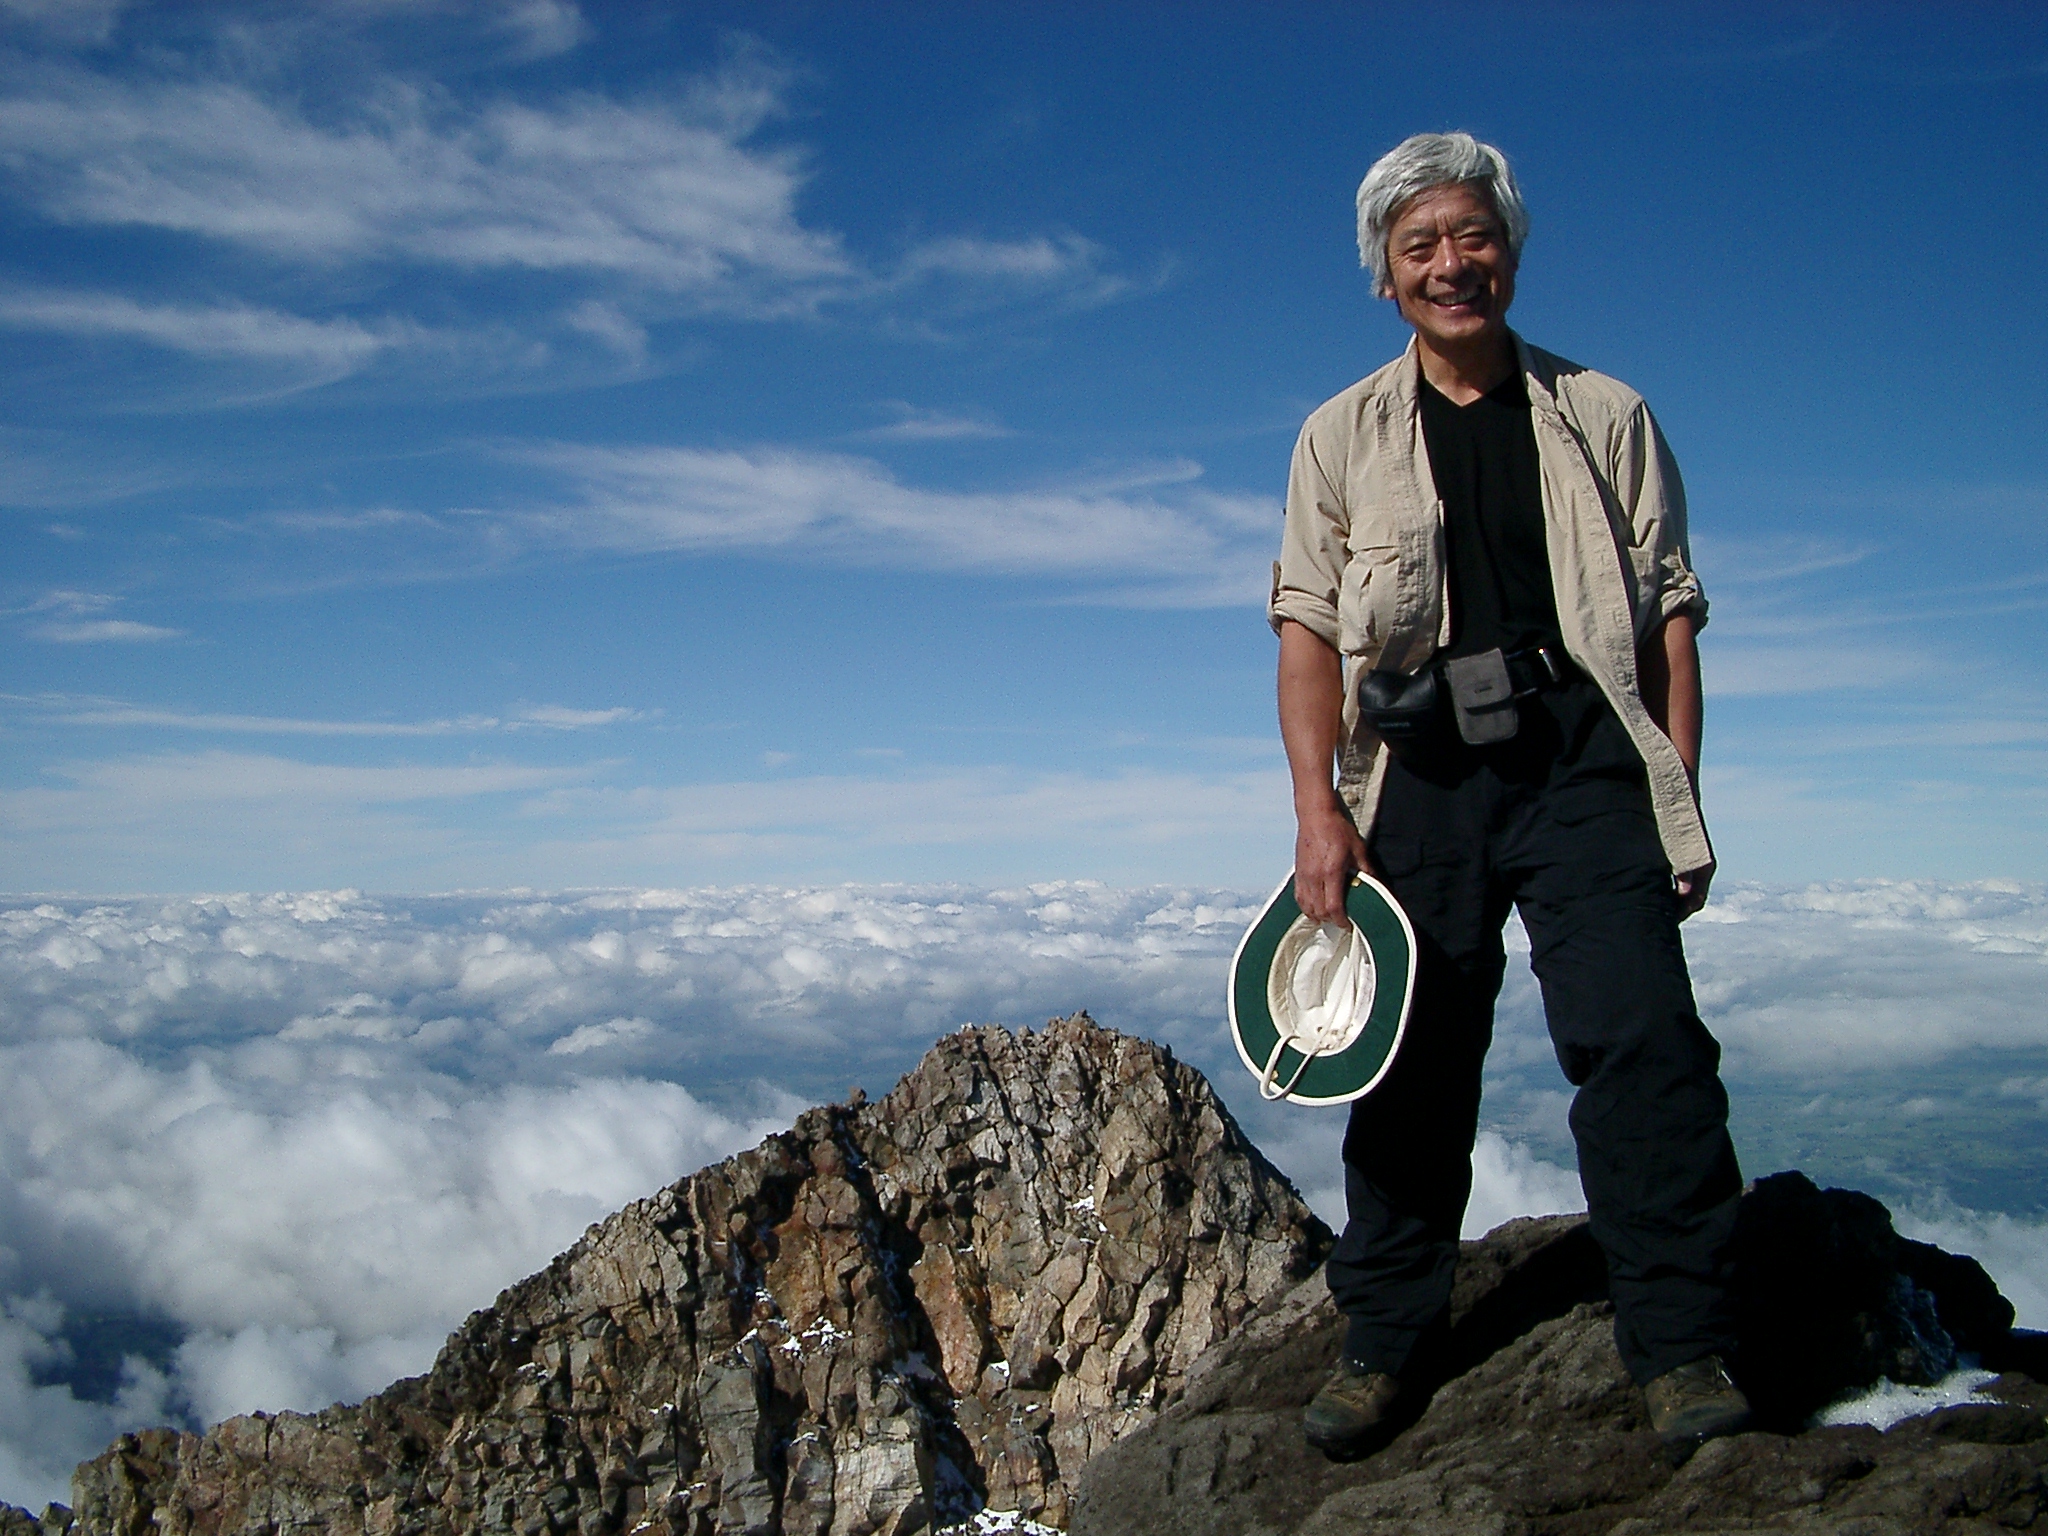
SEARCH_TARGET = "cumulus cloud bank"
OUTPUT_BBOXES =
[0,879,2043,1507]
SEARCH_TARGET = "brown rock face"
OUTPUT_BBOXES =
[52,1014,1329,1536]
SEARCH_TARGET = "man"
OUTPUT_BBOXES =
[1270,132,1750,1462]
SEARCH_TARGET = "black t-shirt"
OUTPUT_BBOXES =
[1417,369,1564,661]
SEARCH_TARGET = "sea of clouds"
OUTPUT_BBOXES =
[2,879,2045,1508]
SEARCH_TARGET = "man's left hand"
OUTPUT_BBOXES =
[1675,861,1715,919]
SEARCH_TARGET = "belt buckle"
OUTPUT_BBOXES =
[1508,644,1562,698]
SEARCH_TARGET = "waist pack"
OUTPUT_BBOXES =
[1354,666,1442,743]
[1357,645,1572,749]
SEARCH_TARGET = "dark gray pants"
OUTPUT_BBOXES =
[1325,680,1741,1386]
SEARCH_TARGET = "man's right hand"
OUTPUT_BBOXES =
[1277,621,1373,924]
[1294,797,1372,924]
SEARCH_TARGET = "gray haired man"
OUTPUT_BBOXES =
[1271,132,1751,1461]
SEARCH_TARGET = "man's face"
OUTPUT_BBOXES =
[1386,183,1516,353]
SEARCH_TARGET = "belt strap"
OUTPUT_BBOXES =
[1502,644,1577,696]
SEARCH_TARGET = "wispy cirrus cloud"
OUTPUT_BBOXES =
[0,44,1126,329]
[16,591,182,644]
[491,0,590,63]
[0,0,127,47]
[0,289,404,371]
[500,441,1274,603]
[4,693,646,737]
[0,63,844,301]
[850,402,1016,443]
[30,619,181,643]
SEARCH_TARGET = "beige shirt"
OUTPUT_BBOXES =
[1269,332,1714,875]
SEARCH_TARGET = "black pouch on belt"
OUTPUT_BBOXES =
[1442,648,1520,745]
[1355,667,1442,743]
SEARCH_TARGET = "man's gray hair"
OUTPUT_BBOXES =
[1355,132,1529,298]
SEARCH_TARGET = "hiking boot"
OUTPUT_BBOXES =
[1644,1354,1752,1464]
[1303,1358,1403,1461]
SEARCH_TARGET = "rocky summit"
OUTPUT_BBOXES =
[33,1014,1327,1536]
[10,1016,2048,1536]
[1071,1180,2048,1535]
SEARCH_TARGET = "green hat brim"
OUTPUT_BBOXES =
[1228,872,1417,1106]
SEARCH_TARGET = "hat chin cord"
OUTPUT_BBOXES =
[1257,1031,1323,1101]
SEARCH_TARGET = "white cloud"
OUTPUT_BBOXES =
[0,288,402,372]
[0,64,848,305]
[172,1323,442,1431]
[548,1014,653,1054]
[0,1295,175,1512]
[515,704,643,730]
[27,619,183,643]
[6,693,645,736]
[0,34,1135,349]
[1460,1133,1587,1239]
[1686,881,2048,1072]
[0,0,126,48]
[16,591,182,643]
[1897,1205,2048,1331]
[0,1026,801,1502]
[1816,1367,2003,1431]
[561,298,647,359]
[853,403,1015,443]
[504,441,1273,601]
[492,0,589,62]
[896,235,1103,282]
[1691,533,1882,586]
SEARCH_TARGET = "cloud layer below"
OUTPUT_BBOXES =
[0,878,2043,1507]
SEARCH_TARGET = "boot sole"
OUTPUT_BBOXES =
[1304,1421,1398,1463]
[1658,1411,1753,1468]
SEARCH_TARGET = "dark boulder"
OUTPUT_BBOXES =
[1731,1170,1975,1425]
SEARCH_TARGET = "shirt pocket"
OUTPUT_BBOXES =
[1338,543,1401,655]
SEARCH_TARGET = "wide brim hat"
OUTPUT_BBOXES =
[1228,871,1417,1106]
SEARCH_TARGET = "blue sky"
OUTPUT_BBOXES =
[2,1,2045,893]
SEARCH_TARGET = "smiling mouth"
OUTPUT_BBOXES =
[1428,288,1486,308]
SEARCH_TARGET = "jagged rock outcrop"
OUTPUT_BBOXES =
[1072,1180,2048,1535]
[45,1014,1328,1536]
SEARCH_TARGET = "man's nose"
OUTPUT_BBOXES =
[1428,234,1467,278]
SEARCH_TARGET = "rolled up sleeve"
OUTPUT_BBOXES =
[1268,419,1349,647]
[1613,400,1709,634]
